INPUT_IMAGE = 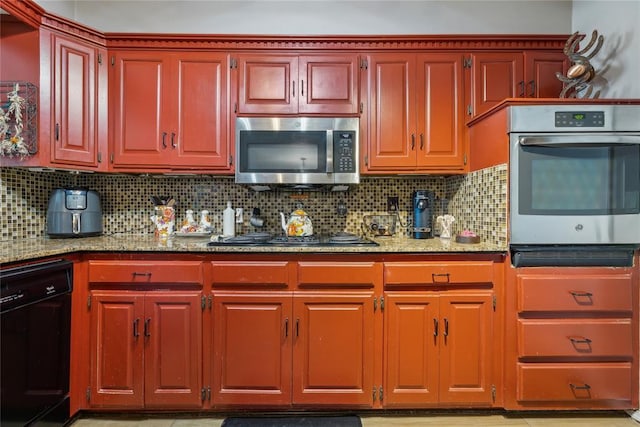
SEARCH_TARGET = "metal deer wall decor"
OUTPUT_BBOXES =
[556,30,604,98]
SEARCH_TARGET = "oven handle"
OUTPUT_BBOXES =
[518,135,640,146]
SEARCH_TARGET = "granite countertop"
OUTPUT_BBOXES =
[1,234,508,264]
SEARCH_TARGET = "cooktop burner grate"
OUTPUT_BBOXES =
[209,232,378,247]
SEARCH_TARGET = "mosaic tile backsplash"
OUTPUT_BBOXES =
[1,166,507,246]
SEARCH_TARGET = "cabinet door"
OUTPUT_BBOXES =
[415,53,465,169]
[171,53,230,169]
[298,54,359,115]
[89,291,144,408]
[236,54,298,115]
[111,51,168,167]
[439,292,493,404]
[144,292,203,408]
[471,52,523,117]
[51,33,103,168]
[384,292,439,406]
[366,53,416,170]
[292,292,374,406]
[212,292,292,406]
[524,51,568,98]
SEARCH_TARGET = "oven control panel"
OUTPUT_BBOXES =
[555,111,605,127]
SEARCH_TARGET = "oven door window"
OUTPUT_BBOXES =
[239,130,327,173]
[518,144,640,215]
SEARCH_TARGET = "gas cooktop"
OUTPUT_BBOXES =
[208,232,379,247]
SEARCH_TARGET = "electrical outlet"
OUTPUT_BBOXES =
[387,196,399,212]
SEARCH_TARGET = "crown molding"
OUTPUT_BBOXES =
[104,34,569,51]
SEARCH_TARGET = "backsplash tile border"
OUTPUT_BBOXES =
[1,165,507,247]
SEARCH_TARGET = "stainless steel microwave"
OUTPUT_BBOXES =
[235,117,359,186]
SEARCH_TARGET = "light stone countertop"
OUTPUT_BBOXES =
[1,234,507,264]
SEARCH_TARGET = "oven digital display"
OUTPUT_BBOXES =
[555,111,605,127]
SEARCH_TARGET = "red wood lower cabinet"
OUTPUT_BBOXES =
[89,290,203,408]
[212,292,292,406]
[384,291,494,407]
[212,291,375,407]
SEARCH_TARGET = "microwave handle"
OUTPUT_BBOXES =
[518,135,640,146]
[326,130,334,174]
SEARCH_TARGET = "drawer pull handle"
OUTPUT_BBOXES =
[570,291,593,297]
[432,273,450,283]
[569,336,592,345]
[295,318,300,338]
[433,318,438,337]
[132,272,152,278]
[443,318,449,337]
[570,383,591,391]
[284,317,289,338]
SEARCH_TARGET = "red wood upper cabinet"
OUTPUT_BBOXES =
[110,51,230,171]
[523,51,568,98]
[49,30,107,170]
[469,51,568,117]
[469,52,523,118]
[235,53,359,115]
[365,53,464,173]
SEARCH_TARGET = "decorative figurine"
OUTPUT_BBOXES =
[556,30,604,98]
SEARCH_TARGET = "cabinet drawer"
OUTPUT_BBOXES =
[297,261,380,288]
[517,363,632,402]
[517,319,633,358]
[517,273,633,312]
[210,261,291,287]
[88,261,203,284]
[384,261,493,286]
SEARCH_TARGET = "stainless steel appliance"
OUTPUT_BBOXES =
[235,117,359,186]
[208,231,378,248]
[1,259,73,426]
[47,188,103,237]
[509,104,640,247]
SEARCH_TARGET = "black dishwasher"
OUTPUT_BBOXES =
[1,259,73,427]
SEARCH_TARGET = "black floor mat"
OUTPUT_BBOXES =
[221,415,362,427]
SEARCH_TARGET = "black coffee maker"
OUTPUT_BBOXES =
[412,190,435,239]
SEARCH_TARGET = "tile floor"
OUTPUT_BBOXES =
[69,411,640,427]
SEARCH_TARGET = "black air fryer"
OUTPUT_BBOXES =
[412,190,435,239]
[46,188,103,237]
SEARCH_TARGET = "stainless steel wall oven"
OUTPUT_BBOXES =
[508,104,640,266]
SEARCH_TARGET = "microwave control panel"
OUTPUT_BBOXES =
[333,131,357,173]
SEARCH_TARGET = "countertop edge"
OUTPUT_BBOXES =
[1,234,508,265]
